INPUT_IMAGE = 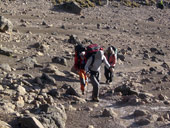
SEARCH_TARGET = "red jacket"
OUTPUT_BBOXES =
[104,52,117,67]
[74,52,85,70]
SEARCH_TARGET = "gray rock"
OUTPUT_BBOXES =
[123,95,141,105]
[161,62,169,69]
[2,102,16,113]
[20,56,38,68]
[65,86,79,97]
[61,84,71,89]
[136,118,151,125]
[117,53,125,61]
[157,116,164,121]
[150,56,158,62]
[68,34,80,44]
[87,125,94,128]
[23,73,34,78]
[138,92,154,99]
[0,84,4,91]
[37,104,67,128]
[43,64,57,73]
[114,83,138,96]
[0,63,11,72]
[61,1,82,15]
[150,47,164,55]
[16,96,25,108]
[17,85,26,96]
[41,73,56,85]
[19,116,44,128]
[30,42,49,53]
[52,56,67,66]
[97,23,101,29]
[164,100,170,105]
[66,105,77,111]
[158,94,168,100]
[162,75,169,82]
[143,53,150,59]
[0,120,12,128]
[71,96,86,103]
[163,113,170,120]
[102,108,117,118]
[134,109,149,117]
[141,69,149,75]
[140,78,151,84]
[47,89,60,98]
[43,64,66,77]
[0,16,13,32]
[147,17,154,22]
[0,46,13,56]
[34,77,43,86]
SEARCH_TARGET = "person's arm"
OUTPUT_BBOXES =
[103,56,110,69]
[85,56,93,73]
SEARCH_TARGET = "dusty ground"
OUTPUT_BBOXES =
[0,0,170,128]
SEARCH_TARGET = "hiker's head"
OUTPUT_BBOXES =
[95,50,104,60]
[108,46,115,54]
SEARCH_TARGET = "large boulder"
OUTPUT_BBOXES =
[19,116,44,128]
[36,104,67,128]
[0,63,11,72]
[0,16,13,32]
[114,83,138,96]
[0,46,13,56]
[20,56,38,68]
[61,1,82,15]
[0,120,12,128]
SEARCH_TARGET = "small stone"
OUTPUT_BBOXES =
[93,103,99,108]
[164,100,170,105]
[67,105,77,111]
[148,17,154,22]
[158,94,167,100]
[102,108,117,118]
[157,116,164,121]
[136,118,151,125]
[87,125,94,128]
[134,109,149,117]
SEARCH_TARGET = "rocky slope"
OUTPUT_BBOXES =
[0,0,170,128]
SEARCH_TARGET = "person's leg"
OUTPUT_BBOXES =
[83,70,88,86]
[79,69,86,94]
[109,70,114,83]
[104,66,110,83]
[90,74,100,100]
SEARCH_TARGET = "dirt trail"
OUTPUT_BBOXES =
[0,0,170,128]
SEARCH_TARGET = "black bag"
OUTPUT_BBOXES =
[85,44,102,66]
[74,44,85,69]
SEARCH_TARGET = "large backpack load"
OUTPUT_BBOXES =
[74,43,102,70]
[85,44,102,60]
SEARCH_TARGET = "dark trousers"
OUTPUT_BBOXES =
[104,66,113,82]
[90,71,99,98]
